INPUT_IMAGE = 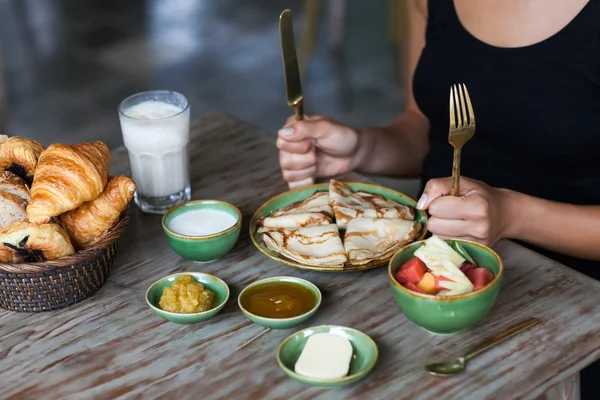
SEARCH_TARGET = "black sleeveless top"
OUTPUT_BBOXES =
[413,0,600,280]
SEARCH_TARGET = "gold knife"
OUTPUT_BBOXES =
[279,9,304,121]
[279,9,315,187]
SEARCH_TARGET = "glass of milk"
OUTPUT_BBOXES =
[118,90,191,214]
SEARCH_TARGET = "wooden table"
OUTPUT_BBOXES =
[1,113,598,400]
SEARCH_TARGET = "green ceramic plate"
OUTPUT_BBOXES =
[250,182,428,272]
[277,325,378,387]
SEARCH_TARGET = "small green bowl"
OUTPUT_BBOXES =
[238,276,322,329]
[277,325,378,387]
[146,272,230,324]
[162,200,242,262]
[388,239,503,335]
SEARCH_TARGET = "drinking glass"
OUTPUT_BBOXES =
[118,90,191,214]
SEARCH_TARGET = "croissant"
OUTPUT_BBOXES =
[0,170,30,202]
[61,175,136,250]
[26,141,110,224]
[0,135,45,183]
[0,221,75,263]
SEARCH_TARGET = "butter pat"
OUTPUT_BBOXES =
[294,333,353,380]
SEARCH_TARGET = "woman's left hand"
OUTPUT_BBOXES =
[416,176,513,246]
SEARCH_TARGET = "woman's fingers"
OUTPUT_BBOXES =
[281,165,317,183]
[428,193,489,220]
[427,217,491,241]
[276,137,313,153]
[418,176,483,210]
[288,177,315,189]
[427,218,474,238]
[278,118,335,143]
[279,150,317,170]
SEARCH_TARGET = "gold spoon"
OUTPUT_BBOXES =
[425,318,539,377]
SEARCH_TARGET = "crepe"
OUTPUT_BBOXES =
[329,179,415,229]
[259,224,347,268]
[344,217,422,266]
[270,191,333,217]
[259,191,334,229]
[259,212,332,229]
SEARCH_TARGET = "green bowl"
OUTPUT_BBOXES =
[238,276,322,329]
[162,200,242,262]
[146,272,230,324]
[388,239,503,335]
[277,325,378,387]
[250,182,428,272]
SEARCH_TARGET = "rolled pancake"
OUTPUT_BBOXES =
[259,212,332,229]
[258,191,334,229]
[344,217,422,266]
[271,191,333,218]
[260,224,347,268]
[329,179,415,229]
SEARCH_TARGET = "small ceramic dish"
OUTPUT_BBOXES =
[162,200,242,262]
[238,276,322,329]
[277,325,378,387]
[388,238,503,335]
[146,272,230,324]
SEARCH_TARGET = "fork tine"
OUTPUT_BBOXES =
[449,85,456,130]
[458,84,468,128]
[462,83,475,126]
[453,84,463,127]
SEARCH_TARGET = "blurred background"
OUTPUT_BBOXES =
[0,0,416,193]
[0,0,407,145]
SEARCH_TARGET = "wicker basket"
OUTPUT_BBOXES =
[0,211,130,313]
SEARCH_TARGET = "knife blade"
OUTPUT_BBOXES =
[279,9,304,121]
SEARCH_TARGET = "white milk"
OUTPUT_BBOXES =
[168,209,238,236]
[120,100,190,198]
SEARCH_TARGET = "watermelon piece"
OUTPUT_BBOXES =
[416,272,437,295]
[460,263,478,275]
[467,267,495,291]
[434,275,453,291]
[404,282,425,294]
[395,258,427,284]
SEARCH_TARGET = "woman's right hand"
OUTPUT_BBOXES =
[277,115,361,188]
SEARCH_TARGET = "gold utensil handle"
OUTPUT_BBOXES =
[465,318,539,361]
[293,101,304,121]
[451,147,461,196]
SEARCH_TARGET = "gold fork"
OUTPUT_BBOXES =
[448,83,476,196]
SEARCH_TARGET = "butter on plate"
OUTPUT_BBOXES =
[294,333,353,380]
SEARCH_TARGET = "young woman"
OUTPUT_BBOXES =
[276,1,599,397]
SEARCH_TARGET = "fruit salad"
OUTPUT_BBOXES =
[394,236,495,296]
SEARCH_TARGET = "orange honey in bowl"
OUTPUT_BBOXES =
[239,281,317,319]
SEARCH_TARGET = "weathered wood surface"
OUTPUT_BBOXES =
[1,112,599,400]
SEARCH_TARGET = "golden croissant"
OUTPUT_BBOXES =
[27,141,110,224]
[0,221,75,263]
[0,135,45,183]
[61,175,136,250]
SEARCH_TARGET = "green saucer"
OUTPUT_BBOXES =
[277,325,378,387]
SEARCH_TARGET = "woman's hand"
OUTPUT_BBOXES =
[417,176,513,246]
[277,115,361,188]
